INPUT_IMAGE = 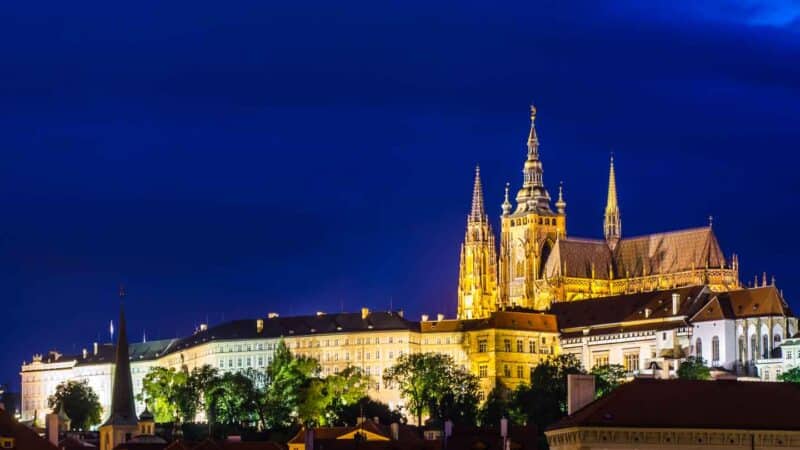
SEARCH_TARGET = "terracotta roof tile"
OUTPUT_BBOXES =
[548,378,800,431]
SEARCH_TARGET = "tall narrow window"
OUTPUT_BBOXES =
[711,336,720,364]
[695,338,702,360]
[762,335,769,359]
[504,339,511,352]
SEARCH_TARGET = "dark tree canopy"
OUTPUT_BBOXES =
[590,364,626,397]
[48,380,102,431]
[677,356,711,380]
[778,366,800,383]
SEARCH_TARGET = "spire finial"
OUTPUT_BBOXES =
[502,182,512,216]
[604,153,621,249]
[708,215,714,228]
[555,181,566,214]
[530,104,537,122]
[469,164,486,222]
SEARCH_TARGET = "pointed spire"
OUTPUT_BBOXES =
[501,182,512,216]
[469,165,486,222]
[604,154,621,249]
[102,286,138,427]
[556,181,566,214]
[514,104,552,213]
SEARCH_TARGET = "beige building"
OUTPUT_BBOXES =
[21,307,561,426]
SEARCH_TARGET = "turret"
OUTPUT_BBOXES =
[514,105,552,213]
[604,155,621,249]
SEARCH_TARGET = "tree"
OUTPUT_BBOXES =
[477,385,509,427]
[138,366,199,423]
[383,352,480,426]
[48,380,102,430]
[297,365,369,426]
[677,356,711,380]
[336,397,404,426]
[508,354,585,430]
[778,367,800,383]
[262,339,321,429]
[590,364,626,397]
[207,371,260,427]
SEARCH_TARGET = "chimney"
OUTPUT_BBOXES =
[93,342,99,355]
[437,313,445,321]
[567,374,596,415]
[268,312,279,319]
[82,348,88,359]
[256,319,264,333]
[500,417,508,437]
[421,314,429,322]
[671,293,680,315]
[397,309,404,318]
[373,416,379,424]
[46,412,59,446]
[304,428,314,450]
[390,422,400,440]
[361,307,370,320]
[644,308,651,319]
[199,323,208,332]
[357,416,366,425]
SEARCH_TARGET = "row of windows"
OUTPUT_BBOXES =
[478,364,533,379]
[479,337,551,354]
[510,216,557,227]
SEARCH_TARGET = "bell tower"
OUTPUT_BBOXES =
[603,155,621,250]
[99,287,139,450]
[499,106,566,310]
[457,166,499,319]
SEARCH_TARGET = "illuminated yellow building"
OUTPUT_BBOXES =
[459,106,741,317]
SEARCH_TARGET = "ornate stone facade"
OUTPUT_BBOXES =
[459,106,741,318]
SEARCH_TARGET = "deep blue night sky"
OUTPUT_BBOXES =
[2,1,799,391]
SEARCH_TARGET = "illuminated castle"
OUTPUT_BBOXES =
[458,106,741,317]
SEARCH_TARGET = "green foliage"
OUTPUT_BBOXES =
[207,371,261,427]
[48,380,102,430]
[336,397,404,426]
[590,364,626,397]
[262,340,321,428]
[138,365,220,424]
[677,356,711,380]
[778,366,800,383]
[477,385,509,427]
[297,366,369,426]
[383,352,480,426]
[508,354,585,431]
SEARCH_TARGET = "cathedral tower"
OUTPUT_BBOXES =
[99,288,138,450]
[499,106,566,311]
[603,155,621,250]
[457,166,499,319]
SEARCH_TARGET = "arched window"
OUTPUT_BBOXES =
[695,338,702,359]
[712,336,720,364]
[774,334,782,345]
[515,260,525,278]
[762,335,769,359]
[738,336,746,362]
[750,335,757,361]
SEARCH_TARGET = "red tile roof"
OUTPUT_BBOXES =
[0,407,57,450]
[548,378,800,431]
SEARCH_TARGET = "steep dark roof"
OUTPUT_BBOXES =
[548,379,800,431]
[102,305,138,427]
[549,286,709,330]
[168,311,417,355]
[691,286,793,323]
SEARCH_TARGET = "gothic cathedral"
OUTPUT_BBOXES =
[457,106,741,318]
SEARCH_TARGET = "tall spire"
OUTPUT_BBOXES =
[604,155,621,249]
[102,286,138,427]
[514,105,552,213]
[469,165,486,222]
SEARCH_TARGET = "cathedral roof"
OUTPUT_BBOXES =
[613,226,725,277]
[549,286,709,331]
[691,286,793,322]
[541,226,727,280]
[543,238,612,279]
[547,378,800,432]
